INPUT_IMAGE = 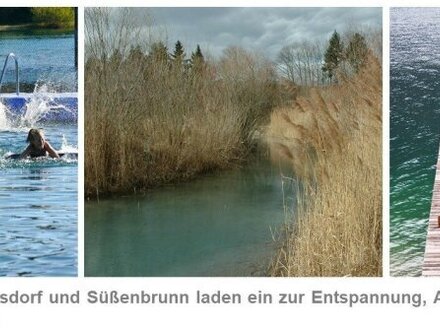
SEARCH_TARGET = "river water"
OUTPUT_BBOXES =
[85,151,296,277]
[390,8,440,276]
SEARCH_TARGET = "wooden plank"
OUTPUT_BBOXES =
[422,144,440,276]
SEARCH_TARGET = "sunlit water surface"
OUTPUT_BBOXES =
[390,8,440,276]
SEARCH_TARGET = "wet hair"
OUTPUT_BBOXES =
[26,128,44,143]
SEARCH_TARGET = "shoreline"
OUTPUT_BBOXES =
[0,23,74,32]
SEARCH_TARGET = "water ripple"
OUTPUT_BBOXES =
[391,8,440,276]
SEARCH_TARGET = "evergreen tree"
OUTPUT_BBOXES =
[346,32,368,74]
[190,44,205,72]
[149,41,169,64]
[322,30,344,81]
[0,8,32,25]
[171,40,186,63]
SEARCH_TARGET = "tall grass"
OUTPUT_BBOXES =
[85,8,279,197]
[268,54,382,276]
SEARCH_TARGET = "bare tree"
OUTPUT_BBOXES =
[85,8,154,60]
[277,41,325,86]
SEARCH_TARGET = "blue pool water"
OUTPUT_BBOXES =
[0,31,76,92]
[0,97,77,276]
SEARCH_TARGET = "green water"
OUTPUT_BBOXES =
[85,151,296,277]
[390,8,440,276]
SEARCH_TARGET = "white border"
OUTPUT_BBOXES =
[8,3,440,329]
[77,6,85,278]
[382,6,390,278]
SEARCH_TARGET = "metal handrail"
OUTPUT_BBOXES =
[0,53,19,95]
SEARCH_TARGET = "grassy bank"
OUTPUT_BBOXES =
[268,55,382,276]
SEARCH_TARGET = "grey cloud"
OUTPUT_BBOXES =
[139,7,381,59]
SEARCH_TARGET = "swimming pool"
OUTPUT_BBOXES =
[0,94,77,276]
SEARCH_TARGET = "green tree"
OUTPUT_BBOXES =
[346,32,368,74]
[31,7,74,28]
[0,8,32,25]
[322,30,344,81]
[171,40,186,64]
[190,44,205,74]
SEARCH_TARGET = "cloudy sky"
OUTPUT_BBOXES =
[147,8,381,60]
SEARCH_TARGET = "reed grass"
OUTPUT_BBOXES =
[267,54,382,276]
[85,10,280,197]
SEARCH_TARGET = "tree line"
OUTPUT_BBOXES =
[0,7,74,28]
[278,30,371,86]
[114,40,207,75]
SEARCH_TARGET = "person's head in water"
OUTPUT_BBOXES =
[26,129,45,150]
[19,128,59,159]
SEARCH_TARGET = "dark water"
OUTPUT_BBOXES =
[0,31,76,92]
[390,8,440,276]
[85,153,296,277]
[0,107,77,276]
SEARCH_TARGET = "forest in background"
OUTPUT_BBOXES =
[0,8,75,29]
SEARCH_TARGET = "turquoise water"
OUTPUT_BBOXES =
[390,8,440,276]
[0,31,76,92]
[85,152,296,277]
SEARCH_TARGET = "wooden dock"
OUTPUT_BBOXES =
[422,145,440,276]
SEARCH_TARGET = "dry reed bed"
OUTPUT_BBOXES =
[85,47,279,197]
[268,55,382,276]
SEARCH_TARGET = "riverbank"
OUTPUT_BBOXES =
[85,38,281,197]
[0,24,33,31]
[268,55,382,276]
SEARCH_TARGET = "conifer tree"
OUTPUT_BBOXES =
[346,32,368,74]
[171,40,185,63]
[149,41,169,64]
[190,44,205,72]
[322,30,344,81]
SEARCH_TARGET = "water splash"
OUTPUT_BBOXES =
[59,134,78,153]
[20,84,70,127]
[0,102,11,130]
[1,84,71,131]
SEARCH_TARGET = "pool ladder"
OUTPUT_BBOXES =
[0,53,20,96]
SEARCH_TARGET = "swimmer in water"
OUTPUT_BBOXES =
[19,128,59,159]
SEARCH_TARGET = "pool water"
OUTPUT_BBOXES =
[0,31,76,92]
[0,109,77,276]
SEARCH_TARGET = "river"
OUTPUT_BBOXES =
[85,150,296,276]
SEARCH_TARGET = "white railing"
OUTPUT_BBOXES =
[0,53,19,95]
